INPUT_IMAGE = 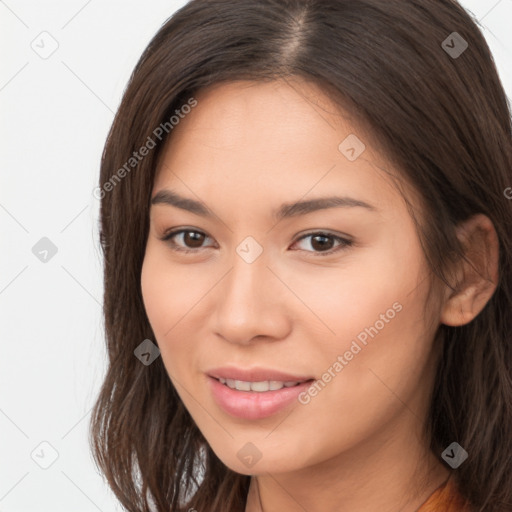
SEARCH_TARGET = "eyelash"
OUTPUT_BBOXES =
[160,228,354,257]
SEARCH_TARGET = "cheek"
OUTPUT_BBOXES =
[141,253,170,334]
[308,275,436,432]
[140,243,200,335]
[288,287,436,470]
[140,245,212,384]
[272,237,422,355]
[293,235,434,409]
[140,248,190,363]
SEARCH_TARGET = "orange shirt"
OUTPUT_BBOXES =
[417,476,473,511]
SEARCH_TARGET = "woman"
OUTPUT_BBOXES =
[90,1,512,510]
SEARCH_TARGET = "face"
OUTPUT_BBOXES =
[141,78,443,476]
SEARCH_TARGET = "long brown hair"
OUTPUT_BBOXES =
[89,1,512,510]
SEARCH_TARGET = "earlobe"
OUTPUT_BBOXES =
[440,214,499,327]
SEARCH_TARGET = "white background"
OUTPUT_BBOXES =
[1,1,511,511]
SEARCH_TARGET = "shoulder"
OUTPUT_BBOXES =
[418,476,473,512]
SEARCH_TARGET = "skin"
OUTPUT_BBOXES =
[140,78,499,511]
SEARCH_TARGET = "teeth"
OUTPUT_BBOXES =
[235,380,251,391]
[269,380,284,390]
[218,378,302,392]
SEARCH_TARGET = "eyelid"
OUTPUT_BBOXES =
[290,231,353,256]
[160,228,354,256]
[160,227,216,253]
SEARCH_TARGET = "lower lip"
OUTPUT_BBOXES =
[207,376,314,420]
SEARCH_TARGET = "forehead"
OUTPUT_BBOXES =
[152,79,411,218]
[159,78,354,163]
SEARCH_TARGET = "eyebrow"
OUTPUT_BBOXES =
[151,189,378,220]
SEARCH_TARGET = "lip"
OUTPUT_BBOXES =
[207,372,315,420]
[207,366,314,383]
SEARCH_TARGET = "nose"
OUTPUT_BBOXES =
[213,250,292,345]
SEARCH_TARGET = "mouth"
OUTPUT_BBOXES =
[207,366,315,385]
[207,372,316,420]
[212,376,313,392]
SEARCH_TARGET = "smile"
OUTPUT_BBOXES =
[208,376,315,419]
[216,377,305,392]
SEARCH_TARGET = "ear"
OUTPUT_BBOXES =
[440,214,499,327]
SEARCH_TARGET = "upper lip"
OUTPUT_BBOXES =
[207,366,314,383]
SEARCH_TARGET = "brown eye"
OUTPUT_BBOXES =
[181,231,206,248]
[310,234,334,251]
[161,229,213,253]
[292,232,353,256]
